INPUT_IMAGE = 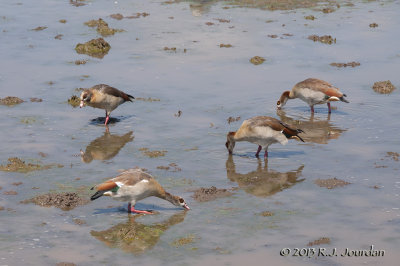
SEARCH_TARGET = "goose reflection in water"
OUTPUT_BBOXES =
[276,110,346,144]
[91,211,187,255]
[226,155,304,197]
[80,129,134,163]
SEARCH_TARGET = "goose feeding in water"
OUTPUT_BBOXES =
[80,84,135,125]
[90,168,190,214]
[225,116,304,158]
[277,78,349,113]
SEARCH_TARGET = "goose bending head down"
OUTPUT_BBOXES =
[225,116,304,158]
[80,84,135,125]
[277,78,349,113]
[90,168,190,214]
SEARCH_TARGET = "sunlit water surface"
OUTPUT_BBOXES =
[0,0,399,265]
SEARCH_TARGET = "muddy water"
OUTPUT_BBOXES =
[1,0,399,265]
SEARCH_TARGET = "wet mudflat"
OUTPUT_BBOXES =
[0,0,399,265]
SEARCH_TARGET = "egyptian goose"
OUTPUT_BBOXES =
[225,116,304,158]
[90,168,190,214]
[80,84,135,125]
[277,78,349,113]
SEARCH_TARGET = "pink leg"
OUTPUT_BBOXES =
[128,203,131,213]
[264,150,268,158]
[104,115,110,125]
[310,106,314,113]
[327,102,331,113]
[255,145,262,157]
[130,205,153,214]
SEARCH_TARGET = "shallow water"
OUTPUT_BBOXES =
[1,0,399,265]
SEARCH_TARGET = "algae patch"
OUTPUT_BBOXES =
[314,178,350,189]
[0,157,61,173]
[171,234,196,247]
[84,18,124,37]
[385,152,399,161]
[68,95,80,108]
[330,62,360,68]
[75,38,111,59]
[250,56,266,65]
[307,237,331,246]
[257,211,274,217]
[0,96,24,106]
[192,186,233,202]
[156,163,182,172]
[308,35,336,44]
[30,97,43,102]
[110,13,124,20]
[31,26,47,31]
[372,80,396,94]
[227,116,241,124]
[21,192,89,211]
[139,148,167,158]
[135,97,160,102]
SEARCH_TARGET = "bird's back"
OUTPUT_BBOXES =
[293,78,343,98]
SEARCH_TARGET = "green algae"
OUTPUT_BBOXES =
[75,38,111,59]
[0,157,59,173]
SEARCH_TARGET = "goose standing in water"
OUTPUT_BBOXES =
[90,168,190,214]
[277,78,348,113]
[80,84,135,125]
[225,116,304,158]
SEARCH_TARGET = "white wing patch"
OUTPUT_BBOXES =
[115,181,124,187]
[140,179,149,183]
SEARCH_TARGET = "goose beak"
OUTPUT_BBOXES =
[183,203,190,210]
[79,100,84,108]
[328,96,340,102]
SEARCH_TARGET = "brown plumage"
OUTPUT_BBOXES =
[277,78,349,113]
[225,116,304,158]
[80,84,135,125]
[90,168,190,214]
[80,130,134,163]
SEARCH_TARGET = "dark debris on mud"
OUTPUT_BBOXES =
[21,192,89,211]
[192,186,233,202]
